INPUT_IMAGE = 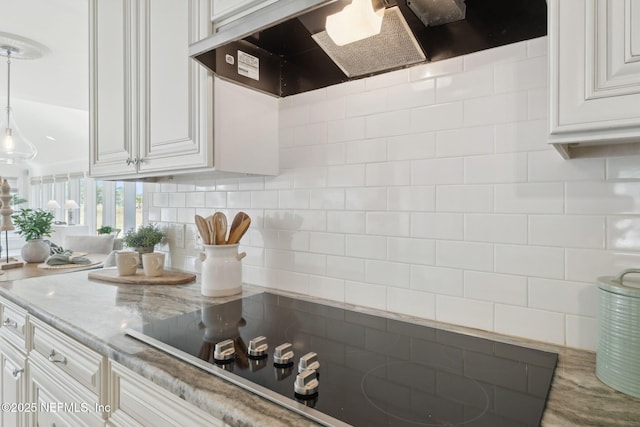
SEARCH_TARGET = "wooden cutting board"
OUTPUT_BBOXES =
[88,268,196,285]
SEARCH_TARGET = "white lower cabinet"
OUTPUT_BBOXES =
[28,317,107,427]
[0,339,27,427]
[108,361,223,427]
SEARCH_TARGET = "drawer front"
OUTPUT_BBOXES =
[109,361,223,427]
[29,360,104,427]
[30,317,105,396]
[0,301,28,351]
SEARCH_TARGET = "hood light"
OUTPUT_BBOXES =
[325,0,384,46]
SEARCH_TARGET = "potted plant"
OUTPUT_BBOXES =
[12,208,54,263]
[123,224,166,265]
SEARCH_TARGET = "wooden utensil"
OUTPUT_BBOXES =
[227,214,251,244]
[194,215,210,245]
[206,215,216,245]
[213,212,227,245]
[227,212,249,244]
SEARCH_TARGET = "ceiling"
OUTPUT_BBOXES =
[0,0,88,173]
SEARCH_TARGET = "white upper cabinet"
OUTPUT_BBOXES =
[549,0,640,158]
[89,0,278,179]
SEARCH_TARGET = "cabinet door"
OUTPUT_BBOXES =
[549,0,640,154]
[136,0,213,174]
[0,341,26,427]
[89,0,138,177]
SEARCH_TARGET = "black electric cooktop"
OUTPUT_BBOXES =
[126,292,557,426]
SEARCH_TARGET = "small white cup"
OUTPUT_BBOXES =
[142,252,165,277]
[115,251,139,276]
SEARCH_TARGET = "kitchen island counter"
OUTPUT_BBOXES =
[0,269,638,426]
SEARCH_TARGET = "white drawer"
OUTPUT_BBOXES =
[108,361,223,427]
[0,299,28,351]
[29,317,106,396]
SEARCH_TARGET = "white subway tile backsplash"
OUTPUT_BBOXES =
[345,281,387,310]
[345,138,387,164]
[464,271,527,305]
[606,155,640,180]
[346,235,386,259]
[528,151,605,182]
[566,182,640,214]
[327,164,365,187]
[436,68,494,103]
[387,186,435,212]
[411,213,464,240]
[495,305,565,345]
[327,211,366,234]
[149,39,633,351]
[327,256,365,281]
[366,162,411,186]
[436,241,494,272]
[387,79,436,111]
[387,237,435,265]
[607,216,640,251]
[310,232,344,255]
[346,88,388,117]
[495,119,549,152]
[345,187,387,210]
[366,212,410,237]
[411,158,464,185]
[411,102,464,133]
[464,214,527,244]
[528,278,598,317]
[307,275,345,302]
[464,41,527,70]
[436,185,493,213]
[566,249,640,282]
[494,183,564,213]
[495,244,564,279]
[387,132,436,161]
[436,295,494,331]
[410,56,463,80]
[366,111,412,138]
[387,288,436,319]
[566,315,597,351]
[411,265,463,296]
[464,92,528,127]
[327,117,365,142]
[494,56,547,93]
[465,153,527,184]
[436,126,494,158]
[365,260,411,288]
[529,215,605,249]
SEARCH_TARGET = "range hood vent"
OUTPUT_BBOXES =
[190,0,547,97]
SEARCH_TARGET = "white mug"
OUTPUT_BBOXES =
[142,252,165,277]
[115,251,138,276]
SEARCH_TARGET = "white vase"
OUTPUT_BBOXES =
[199,244,245,297]
[21,238,50,263]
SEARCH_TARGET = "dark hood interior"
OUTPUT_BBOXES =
[194,0,547,97]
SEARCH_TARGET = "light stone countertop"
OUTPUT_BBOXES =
[1,269,638,426]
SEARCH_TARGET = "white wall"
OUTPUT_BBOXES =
[146,36,640,351]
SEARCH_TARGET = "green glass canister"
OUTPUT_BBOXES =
[596,269,640,398]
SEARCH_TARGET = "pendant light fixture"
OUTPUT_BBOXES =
[0,33,47,164]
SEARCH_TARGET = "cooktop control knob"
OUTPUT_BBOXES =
[298,352,320,373]
[273,343,294,366]
[213,339,236,363]
[294,368,319,396]
[248,336,268,358]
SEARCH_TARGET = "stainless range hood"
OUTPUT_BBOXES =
[189,0,547,97]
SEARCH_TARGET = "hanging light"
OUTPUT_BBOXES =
[0,33,47,164]
[325,0,385,46]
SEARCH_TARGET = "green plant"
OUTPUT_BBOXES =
[123,224,165,248]
[97,225,114,235]
[11,194,27,206]
[12,209,54,241]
